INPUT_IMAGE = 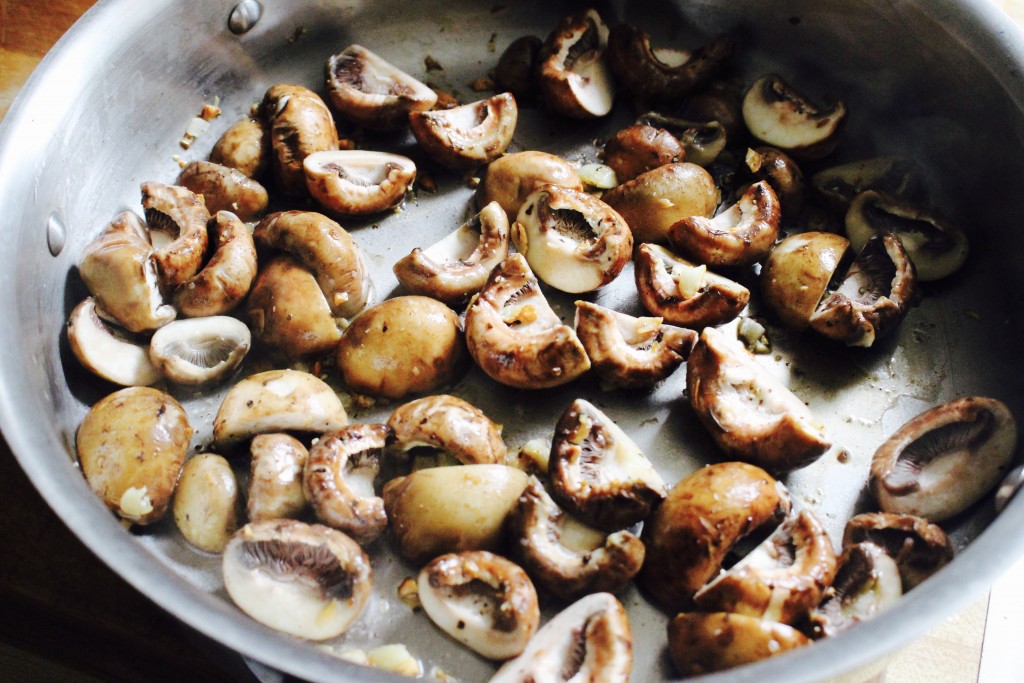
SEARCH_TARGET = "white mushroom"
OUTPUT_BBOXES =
[304,150,416,217]
[149,316,250,386]
[410,92,518,170]
[140,181,210,288]
[808,542,903,639]
[668,612,809,676]
[262,84,339,197]
[247,434,310,522]
[176,160,269,222]
[67,297,161,387]
[477,151,583,221]
[222,519,372,640]
[173,211,258,318]
[742,73,847,160]
[387,394,507,466]
[537,9,615,118]
[842,512,955,590]
[173,453,240,553]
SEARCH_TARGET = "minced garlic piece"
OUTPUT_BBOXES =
[367,644,422,677]
[118,486,153,520]
[674,263,706,299]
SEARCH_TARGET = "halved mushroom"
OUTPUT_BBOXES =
[79,211,176,333]
[140,181,210,288]
[601,163,718,244]
[253,210,369,319]
[693,510,838,626]
[418,550,540,660]
[173,211,257,318]
[304,424,389,545]
[149,315,250,386]
[387,394,506,466]
[870,397,1018,522]
[177,160,269,222]
[489,592,632,683]
[506,476,645,600]
[548,399,666,531]
[812,157,922,211]
[744,146,806,217]
[537,9,615,119]
[222,519,372,640]
[477,151,584,221]
[304,150,417,217]
[67,297,161,386]
[606,23,733,101]
[668,180,781,267]
[635,112,730,169]
[494,36,543,102]
[842,512,955,590]
[325,44,438,131]
[512,185,632,293]
[247,433,310,522]
[759,231,851,331]
[667,612,809,676]
[574,300,696,389]
[807,542,903,639]
[845,190,969,281]
[262,84,340,197]
[640,461,790,611]
[173,453,240,553]
[464,254,590,390]
[210,116,269,179]
[809,231,919,348]
[687,326,830,473]
[634,243,750,328]
[213,369,348,450]
[410,93,518,170]
[742,74,847,160]
[601,124,685,183]
[393,201,510,306]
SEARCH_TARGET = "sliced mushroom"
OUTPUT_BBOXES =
[149,316,250,386]
[574,300,696,389]
[494,35,543,102]
[248,433,310,522]
[253,210,369,319]
[304,424,389,544]
[176,160,269,222]
[809,231,919,347]
[744,146,806,217]
[392,200,510,306]
[464,254,590,390]
[842,512,955,590]
[67,297,161,386]
[512,185,632,293]
[140,181,210,288]
[640,462,790,611]
[222,519,372,640]
[418,550,540,660]
[634,243,750,328]
[667,612,809,676]
[410,92,518,170]
[325,44,438,131]
[845,190,969,281]
[812,157,922,211]
[759,231,851,331]
[742,73,847,160]
[304,150,417,217]
[870,396,1018,522]
[601,124,685,183]
[210,116,269,179]
[693,510,838,626]
[387,394,506,466]
[506,476,645,601]
[537,9,615,119]
[668,180,781,267]
[602,162,718,244]
[173,453,240,553]
[808,542,903,639]
[490,592,631,683]
[548,399,666,531]
[687,326,831,473]
[383,464,530,564]
[606,23,733,101]
[173,210,257,318]
[213,369,348,450]
[79,211,176,333]
[635,112,728,169]
[477,151,583,221]
[262,84,339,197]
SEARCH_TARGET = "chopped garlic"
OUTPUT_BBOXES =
[674,264,706,299]
[335,647,370,665]
[118,486,153,520]
[397,576,421,609]
[578,163,618,190]
[367,644,422,677]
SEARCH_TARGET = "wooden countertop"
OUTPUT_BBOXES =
[2,1,1023,682]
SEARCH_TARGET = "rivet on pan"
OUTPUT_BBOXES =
[46,211,66,257]
[229,0,263,35]
[995,463,1024,514]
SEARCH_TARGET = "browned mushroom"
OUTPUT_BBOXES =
[141,181,210,288]
[842,512,955,590]
[410,93,518,170]
[537,9,615,118]
[262,84,339,197]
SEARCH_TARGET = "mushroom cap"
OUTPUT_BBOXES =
[212,369,348,450]
[247,433,309,522]
[742,73,847,160]
[172,453,240,553]
[573,300,696,389]
[392,200,510,307]
[304,150,416,217]
[537,9,615,119]
[489,592,632,683]
[760,231,851,331]
[601,123,685,183]
[464,254,590,390]
[410,92,518,170]
[870,396,1017,522]
[511,185,633,294]
[141,181,211,288]
[176,160,269,222]
[67,297,161,387]
[149,315,251,386]
[744,146,807,217]
[222,519,372,640]
[635,112,729,168]
[494,35,543,102]
[687,326,831,472]
[640,461,790,611]
[808,541,903,639]
[602,162,718,244]
[387,394,507,465]
[842,512,955,590]
[417,550,540,661]
[262,84,339,197]
[812,157,922,211]
[548,399,666,531]
[325,44,438,131]
[173,211,258,318]
[667,612,810,676]
[209,116,269,180]
[478,151,584,221]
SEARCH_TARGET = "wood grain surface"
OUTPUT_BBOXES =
[2,1,1023,682]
